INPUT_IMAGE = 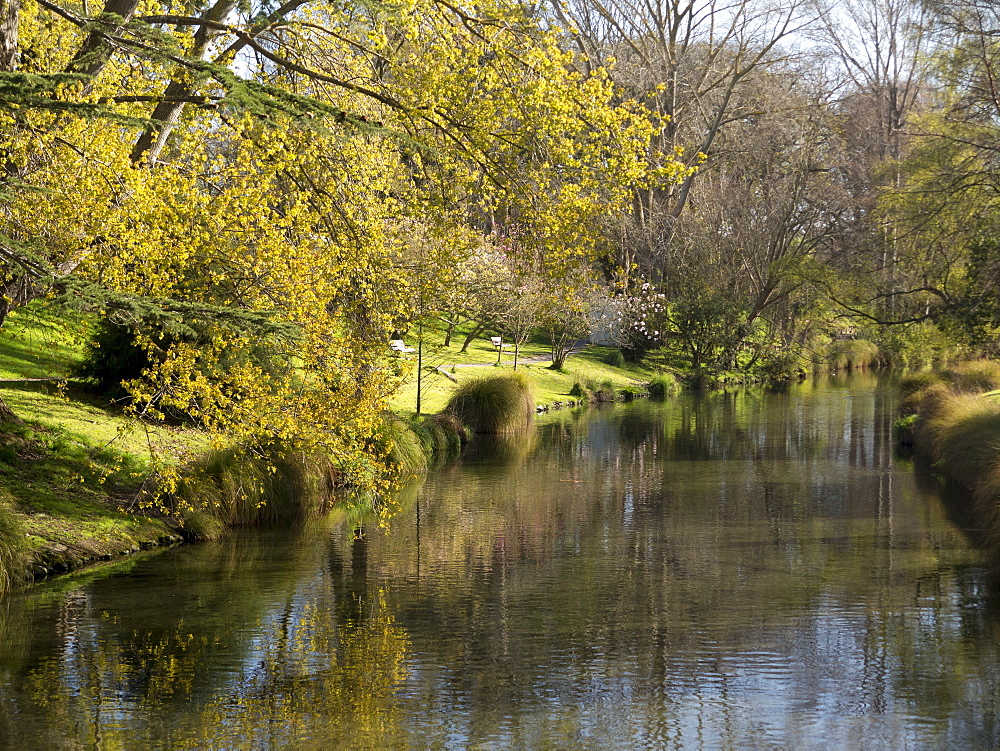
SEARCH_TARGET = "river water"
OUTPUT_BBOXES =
[2,373,999,748]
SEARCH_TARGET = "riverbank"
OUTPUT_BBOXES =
[0,389,187,586]
[388,336,678,415]
[0,308,678,590]
[896,360,1000,555]
[0,304,904,591]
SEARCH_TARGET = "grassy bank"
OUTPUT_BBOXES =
[0,309,673,590]
[0,305,193,589]
[390,331,677,416]
[897,361,1000,555]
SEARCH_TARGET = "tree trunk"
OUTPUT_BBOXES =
[130,0,238,166]
[0,392,23,424]
[65,0,143,87]
[459,323,486,353]
[0,0,19,71]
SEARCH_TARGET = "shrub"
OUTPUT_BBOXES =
[893,413,918,447]
[647,373,679,398]
[75,320,154,397]
[606,349,626,368]
[759,348,806,381]
[620,385,645,401]
[445,372,534,433]
[570,380,592,400]
[593,380,618,402]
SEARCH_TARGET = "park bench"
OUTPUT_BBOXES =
[390,339,415,353]
[490,336,510,350]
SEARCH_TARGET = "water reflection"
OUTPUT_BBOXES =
[1,373,999,747]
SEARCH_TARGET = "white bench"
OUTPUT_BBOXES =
[390,339,415,353]
[490,336,510,350]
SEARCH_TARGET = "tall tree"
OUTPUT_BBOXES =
[550,0,811,278]
[0,0,666,484]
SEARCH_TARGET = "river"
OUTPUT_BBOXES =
[1,372,999,748]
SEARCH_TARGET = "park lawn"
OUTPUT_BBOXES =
[0,304,192,569]
[0,303,89,380]
[391,326,673,415]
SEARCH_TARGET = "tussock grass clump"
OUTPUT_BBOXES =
[0,490,25,594]
[420,413,468,458]
[445,372,534,433]
[915,393,1000,552]
[648,373,679,398]
[826,339,881,371]
[898,364,1000,555]
[181,509,226,541]
[174,444,324,530]
[925,394,1000,480]
[899,371,945,400]
[941,360,1000,393]
[373,413,428,478]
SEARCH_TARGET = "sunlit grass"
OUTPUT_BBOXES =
[0,303,90,381]
[391,322,671,415]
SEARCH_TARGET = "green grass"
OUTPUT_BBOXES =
[391,321,672,415]
[0,303,90,381]
[0,304,193,584]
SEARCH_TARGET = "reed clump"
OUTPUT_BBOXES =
[445,372,534,433]
[416,413,468,460]
[370,413,428,479]
[0,490,25,594]
[174,444,331,538]
[900,360,1000,553]
[825,339,881,371]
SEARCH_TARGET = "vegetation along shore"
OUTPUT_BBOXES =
[896,362,1000,559]
[3,0,1000,590]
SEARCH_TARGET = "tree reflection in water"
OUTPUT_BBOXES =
[0,373,999,748]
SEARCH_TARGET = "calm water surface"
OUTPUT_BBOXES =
[2,373,1000,748]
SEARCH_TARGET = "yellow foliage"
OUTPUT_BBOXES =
[1,0,690,507]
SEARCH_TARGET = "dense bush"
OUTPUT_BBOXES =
[75,320,154,396]
[647,373,679,398]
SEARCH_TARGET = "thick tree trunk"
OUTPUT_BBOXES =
[0,0,19,71]
[130,0,237,166]
[0,392,22,424]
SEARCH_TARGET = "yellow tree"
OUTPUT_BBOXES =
[0,0,684,490]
